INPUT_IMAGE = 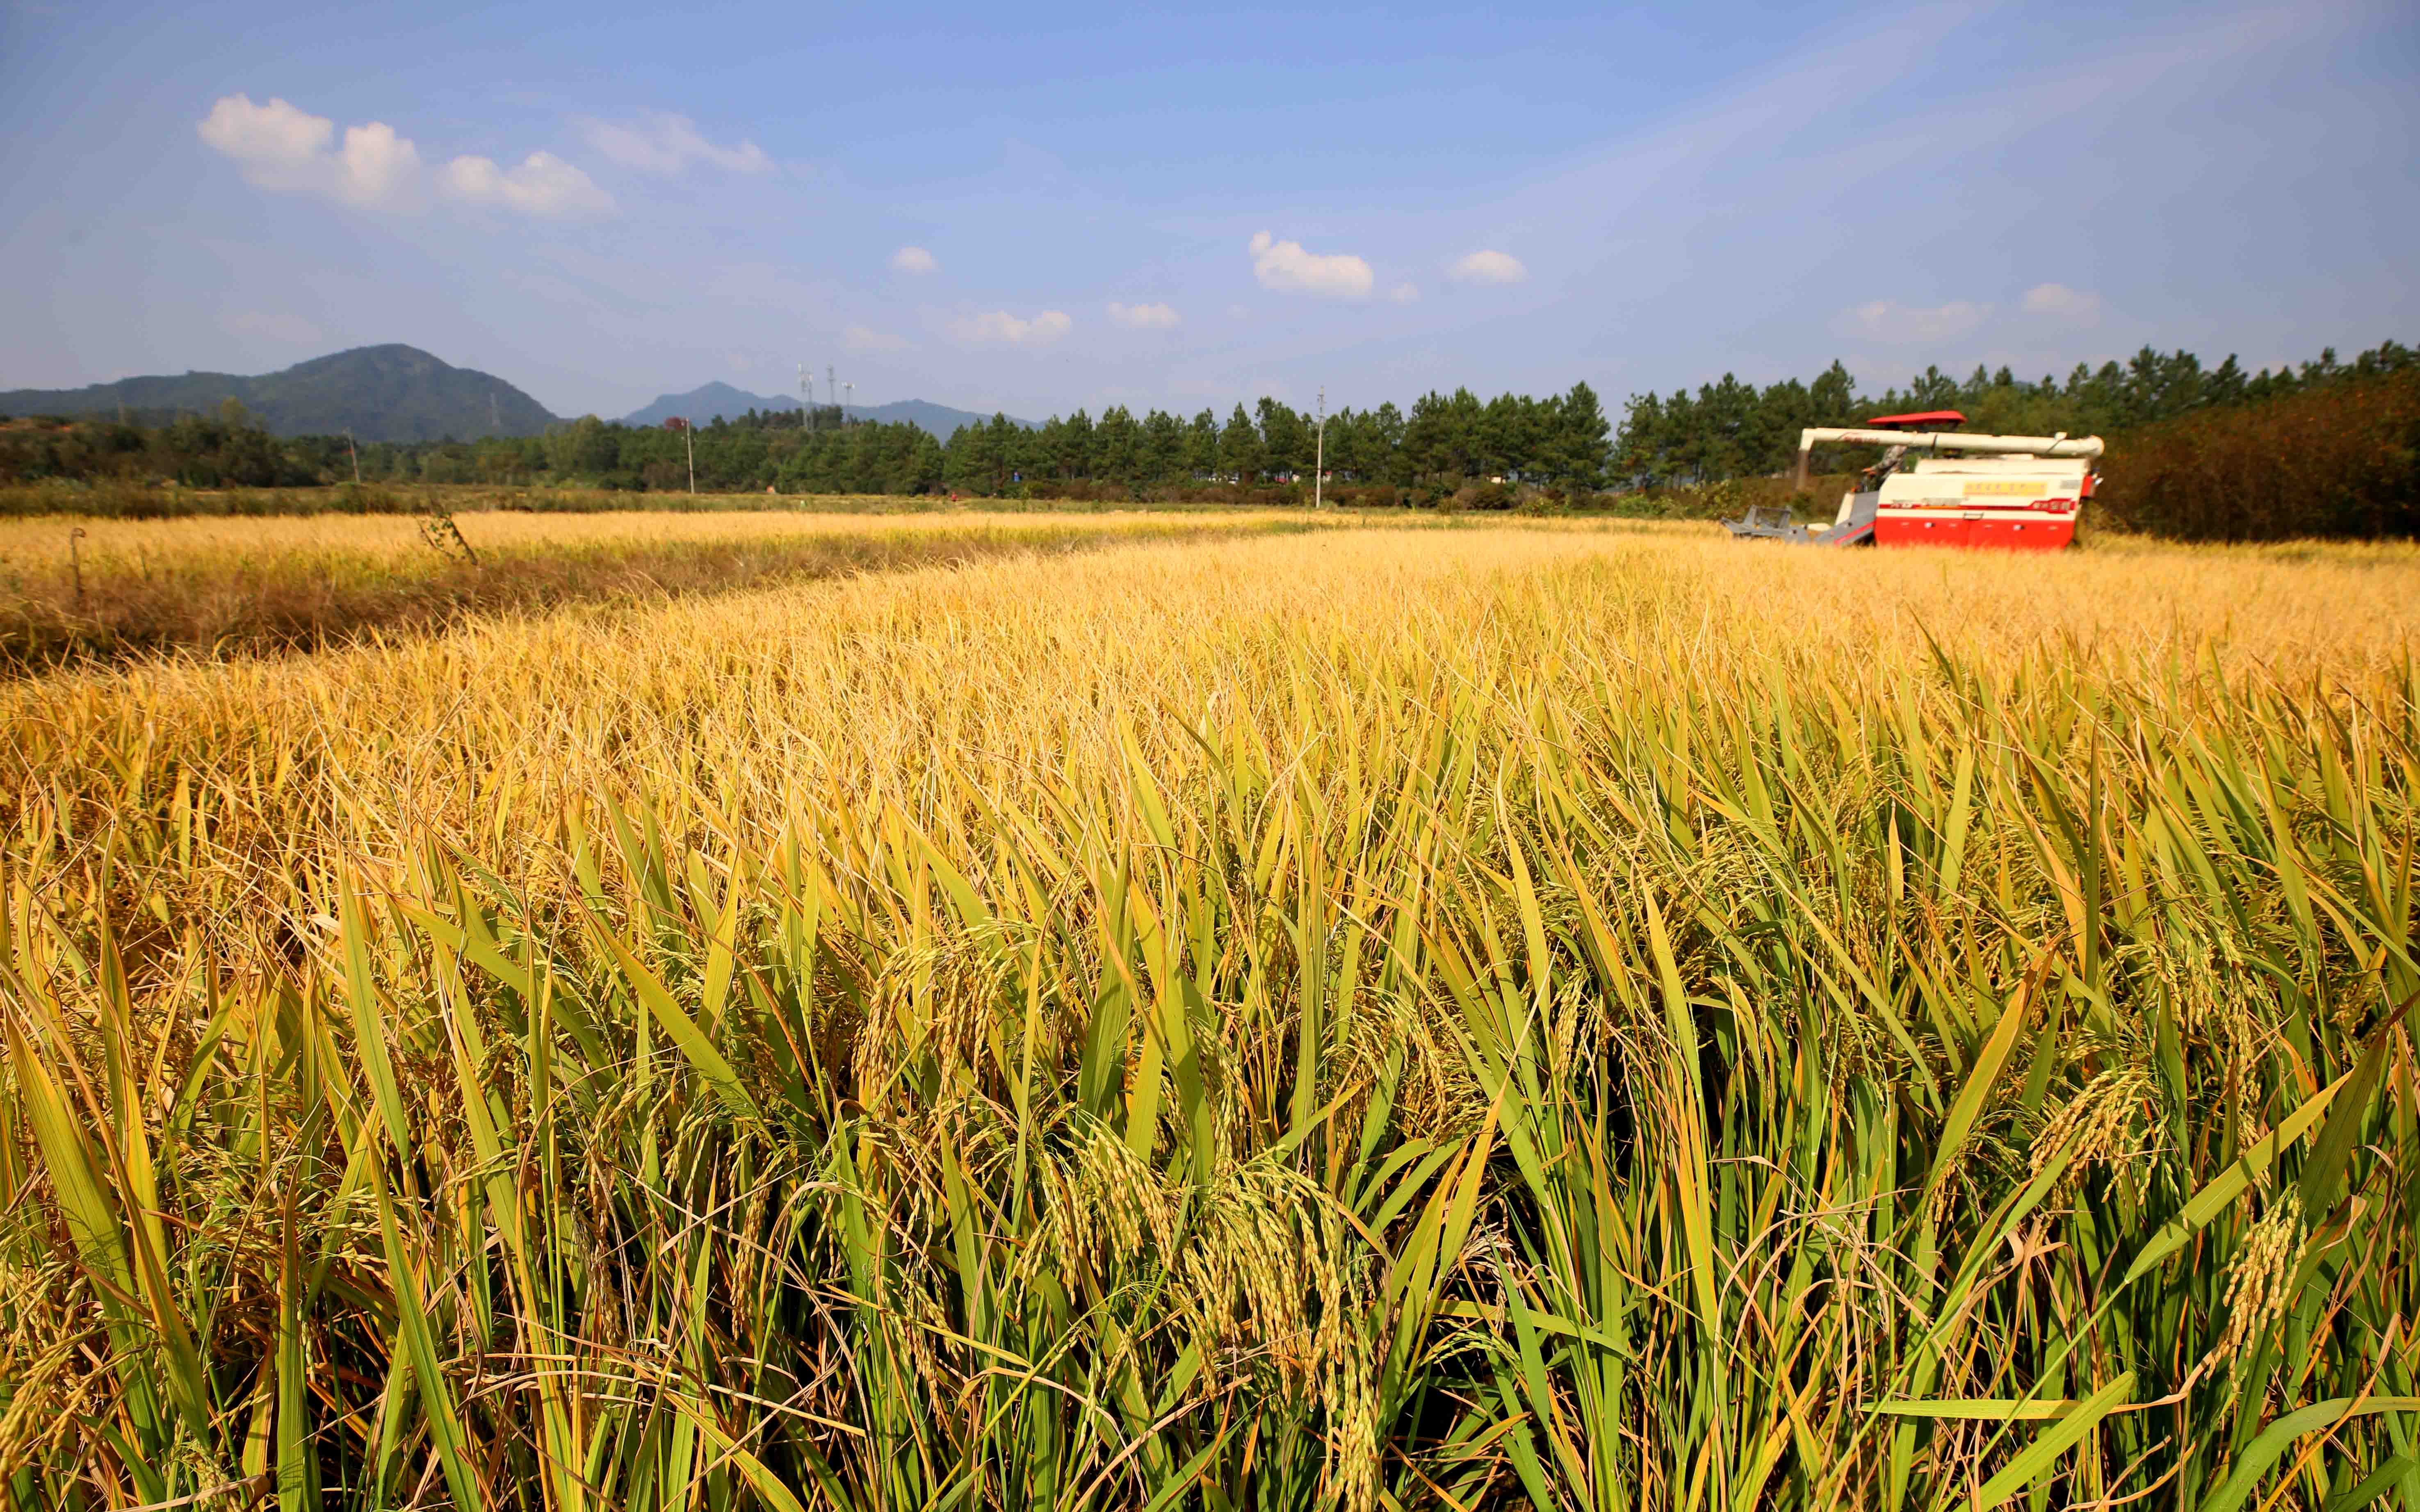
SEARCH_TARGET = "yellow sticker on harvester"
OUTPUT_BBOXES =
[1964,480,2048,496]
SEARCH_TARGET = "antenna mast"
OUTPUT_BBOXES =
[1314,387,1326,510]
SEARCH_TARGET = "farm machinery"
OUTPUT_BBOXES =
[1722,410,2103,550]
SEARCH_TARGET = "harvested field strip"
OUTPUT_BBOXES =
[0,507,1300,560]
[3,529,2418,1507]
[0,481,1240,519]
[0,510,1312,669]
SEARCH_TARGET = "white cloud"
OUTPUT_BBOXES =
[332,122,423,207]
[198,95,423,208]
[1450,249,1527,285]
[1388,282,1421,304]
[958,309,1073,345]
[1248,230,1373,298]
[845,323,910,352]
[890,246,938,274]
[2021,282,2102,322]
[1107,300,1180,330]
[1842,298,1990,344]
[442,152,615,220]
[198,93,611,220]
[578,112,770,175]
[198,95,331,185]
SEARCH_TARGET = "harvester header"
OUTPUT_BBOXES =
[1788,426,2103,491]
[1726,409,2105,551]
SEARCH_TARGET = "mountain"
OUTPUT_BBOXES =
[0,345,560,443]
[858,399,1036,439]
[3,346,1038,444]
[621,383,795,429]
[621,385,1031,439]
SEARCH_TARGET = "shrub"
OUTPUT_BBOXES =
[1328,484,1405,509]
[2095,370,2420,540]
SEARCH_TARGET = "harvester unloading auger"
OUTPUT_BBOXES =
[1722,410,2104,550]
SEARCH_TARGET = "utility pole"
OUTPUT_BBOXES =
[827,365,837,425]
[686,417,696,494]
[798,364,811,429]
[346,427,361,484]
[1314,387,1326,510]
[843,381,855,424]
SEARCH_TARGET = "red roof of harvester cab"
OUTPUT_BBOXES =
[1864,410,1966,430]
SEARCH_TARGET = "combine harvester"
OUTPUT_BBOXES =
[1722,410,2103,549]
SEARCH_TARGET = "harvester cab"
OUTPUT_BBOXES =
[1721,410,2105,550]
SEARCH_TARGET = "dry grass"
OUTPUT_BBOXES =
[0,509,1310,670]
[3,526,2416,1509]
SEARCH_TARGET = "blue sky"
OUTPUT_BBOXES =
[3,0,2413,421]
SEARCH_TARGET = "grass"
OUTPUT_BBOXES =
[0,509,1312,670]
[2,526,2417,1510]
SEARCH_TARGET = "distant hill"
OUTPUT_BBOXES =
[0,345,559,443]
[860,398,1036,439]
[2,348,1036,444]
[621,383,796,429]
[623,384,1029,439]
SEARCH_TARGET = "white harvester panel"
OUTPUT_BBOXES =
[1875,456,2089,548]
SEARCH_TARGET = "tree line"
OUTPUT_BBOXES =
[496,384,1620,501]
[5,339,2410,504]
[1619,339,2417,487]
[1,387,1617,501]
[0,401,349,490]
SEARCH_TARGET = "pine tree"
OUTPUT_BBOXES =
[1096,405,1140,484]
[1141,408,1184,485]
[1219,403,1262,484]
[1185,410,1220,480]
[1255,398,1308,478]
[1552,381,1609,490]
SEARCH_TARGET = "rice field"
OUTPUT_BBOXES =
[2,523,2416,1510]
